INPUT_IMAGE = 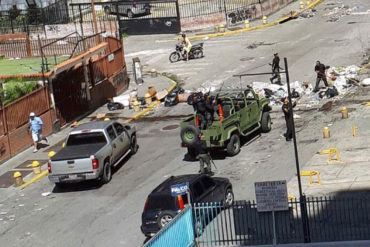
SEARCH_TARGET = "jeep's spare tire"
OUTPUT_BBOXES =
[181,125,200,146]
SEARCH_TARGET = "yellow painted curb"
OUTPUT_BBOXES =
[124,101,161,123]
[19,170,49,190]
[180,0,324,41]
[124,77,178,123]
[307,0,325,9]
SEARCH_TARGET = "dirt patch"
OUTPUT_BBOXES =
[162,124,179,131]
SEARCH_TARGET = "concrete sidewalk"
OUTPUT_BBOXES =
[0,71,176,190]
[287,89,370,198]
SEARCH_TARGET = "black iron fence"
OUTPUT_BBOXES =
[0,0,69,35]
[179,0,259,18]
[194,197,370,246]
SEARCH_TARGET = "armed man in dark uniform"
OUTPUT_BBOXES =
[194,133,212,174]
[270,53,282,85]
[282,97,296,142]
[313,61,328,92]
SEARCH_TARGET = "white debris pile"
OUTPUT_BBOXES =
[299,9,316,18]
[361,78,370,86]
[323,4,370,22]
[251,65,361,105]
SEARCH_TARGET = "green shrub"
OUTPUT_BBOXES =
[0,79,37,105]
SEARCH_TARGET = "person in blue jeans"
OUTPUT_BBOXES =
[28,112,48,153]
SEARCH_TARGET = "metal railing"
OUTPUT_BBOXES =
[192,197,370,246]
[144,206,195,247]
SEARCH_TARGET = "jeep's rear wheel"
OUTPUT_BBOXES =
[181,125,200,146]
[261,112,272,133]
[226,134,240,156]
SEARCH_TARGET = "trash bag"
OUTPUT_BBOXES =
[325,86,339,98]
[291,89,300,98]
[165,92,179,107]
[107,102,124,111]
[263,88,274,98]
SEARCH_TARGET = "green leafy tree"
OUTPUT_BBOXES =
[0,79,37,105]
[26,6,42,25]
[8,4,21,21]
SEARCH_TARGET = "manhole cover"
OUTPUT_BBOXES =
[240,57,254,61]
[162,124,179,131]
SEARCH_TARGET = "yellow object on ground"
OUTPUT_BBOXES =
[352,126,357,137]
[300,170,321,185]
[341,107,348,119]
[319,148,340,163]
[144,93,152,105]
[48,151,56,158]
[133,101,140,112]
[323,127,330,138]
[32,161,41,174]
[14,172,24,187]
[262,16,268,24]
[104,117,110,121]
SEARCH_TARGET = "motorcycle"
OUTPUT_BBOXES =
[169,42,204,63]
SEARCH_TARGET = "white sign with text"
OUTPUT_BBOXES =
[255,180,288,212]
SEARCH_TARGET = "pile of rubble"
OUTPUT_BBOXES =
[252,64,368,106]
[323,3,369,22]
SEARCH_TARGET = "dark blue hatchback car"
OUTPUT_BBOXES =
[141,174,234,237]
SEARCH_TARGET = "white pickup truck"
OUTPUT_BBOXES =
[48,120,137,187]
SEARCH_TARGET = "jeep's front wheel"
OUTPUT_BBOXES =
[261,112,272,133]
[226,134,240,156]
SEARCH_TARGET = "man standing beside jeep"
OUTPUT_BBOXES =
[194,134,212,174]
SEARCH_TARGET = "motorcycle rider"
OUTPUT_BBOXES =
[182,33,192,61]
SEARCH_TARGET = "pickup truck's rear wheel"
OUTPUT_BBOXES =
[181,125,200,146]
[261,112,272,133]
[101,162,112,184]
[226,134,240,156]
[130,135,138,154]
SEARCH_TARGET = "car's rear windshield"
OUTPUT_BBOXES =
[67,132,107,146]
[146,195,178,211]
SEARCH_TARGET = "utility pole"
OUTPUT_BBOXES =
[90,0,100,44]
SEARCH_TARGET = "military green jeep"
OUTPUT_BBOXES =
[180,88,272,156]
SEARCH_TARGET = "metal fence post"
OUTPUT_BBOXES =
[115,3,121,39]
[175,0,182,33]
[300,195,311,243]
[41,8,47,38]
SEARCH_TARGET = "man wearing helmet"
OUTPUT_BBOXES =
[182,33,192,61]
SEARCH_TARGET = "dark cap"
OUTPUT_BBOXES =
[274,53,278,56]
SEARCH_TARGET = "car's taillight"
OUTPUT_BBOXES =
[92,158,99,170]
[47,162,52,173]
[143,197,148,212]
[133,3,137,8]
[178,195,184,210]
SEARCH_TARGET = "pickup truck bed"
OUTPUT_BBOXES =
[51,143,106,161]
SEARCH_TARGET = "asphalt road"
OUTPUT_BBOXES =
[1,1,370,246]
